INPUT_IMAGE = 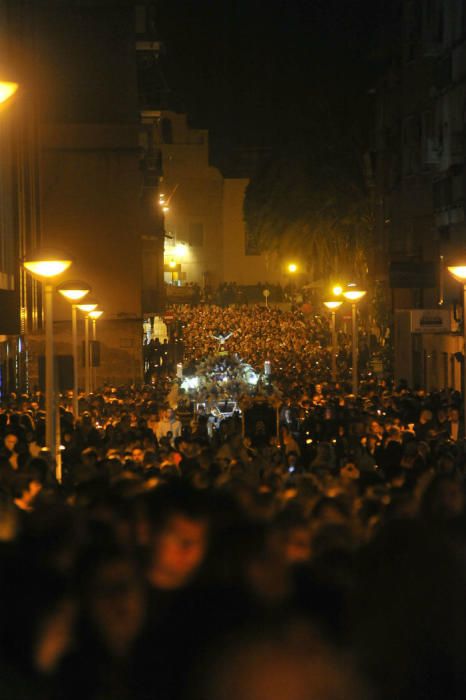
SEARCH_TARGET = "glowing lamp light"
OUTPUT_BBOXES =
[324,300,343,310]
[288,263,298,273]
[448,266,466,282]
[0,81,18,105]
[168,260,177,269]
[23,250,72,279]
[162,206,170,213]
[343,284,366,302]
[57,280,91,302]
[88,309,103,320]
[77,300,98,313]
[343,290,366,302]
[174,243,187,257]
[332,285,343,296]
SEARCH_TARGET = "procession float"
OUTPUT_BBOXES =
[175,350,281,438]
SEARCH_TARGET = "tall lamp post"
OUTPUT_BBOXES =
[343,284,367,395]
[57,281,91,417]
[447,264,466,437]
[88,309,103,393]
[23,250,72,473]
[323,300,343,383]
[77,300,98,396]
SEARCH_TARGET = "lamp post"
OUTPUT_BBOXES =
[57,281,91,417]
[23,250,72,474]
[77,300,98,396]
[323,300,343,382]
[88,309,103,393]
[342,284,367,395]
[447,265,466,437]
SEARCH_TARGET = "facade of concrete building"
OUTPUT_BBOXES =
[375,0,466,388]
[158,110,281,291]
[0,0,43,395]
[1,0,165,390]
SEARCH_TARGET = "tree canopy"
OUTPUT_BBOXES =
[243,114,374,282]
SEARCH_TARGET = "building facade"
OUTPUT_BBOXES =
[157,110,281,293]
[374,0,466,388]
[1,0,165,389]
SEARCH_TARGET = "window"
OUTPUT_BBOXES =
[188,223,204,247]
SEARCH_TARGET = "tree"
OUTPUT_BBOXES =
[244,113,374,283]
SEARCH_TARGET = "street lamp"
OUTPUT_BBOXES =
[448,264,466,437]
[88,309,103,393]
[0,80,18,106]
[57,280,91,417]
[23,249,72,474]
[343,284,367,395]
[323,300,343,382]
[76,300,98,396]
[287,263,298,274]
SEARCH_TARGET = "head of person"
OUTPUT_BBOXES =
[275,510,311,565]
[12,473,43,511]
[131,446,145,464]
[81,447,98,468]
[4,432,18,453]
[79,547,146,658]
[145,483,209,590]
[421,474,465,521]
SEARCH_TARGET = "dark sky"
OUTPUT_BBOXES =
[158,0,384,157]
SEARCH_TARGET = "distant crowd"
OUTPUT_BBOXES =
[145,303,373,387]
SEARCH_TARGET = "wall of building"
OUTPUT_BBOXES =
[375,0,466,384]
[157,111,224,287]
[222,177,281,284]
[158,111,282,287]
[24,1,164,385]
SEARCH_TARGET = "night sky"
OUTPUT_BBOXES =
[158,0,385,160]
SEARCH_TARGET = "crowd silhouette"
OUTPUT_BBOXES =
[0,302,465,700]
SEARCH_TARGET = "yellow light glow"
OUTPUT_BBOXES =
[88,310,103,320]
[288,263,298,273]
[162,206,170,213]
[448,265,466,282]
[174,243,187,257]
[59,289,89,301]
[343,289,366,302]
[324,300,343,310]
[0,81,18,105]
[332,285,343,296]
[168,260,176,269]
[57,281,91,302]
[77,302,98,313]
[24,259,72,279]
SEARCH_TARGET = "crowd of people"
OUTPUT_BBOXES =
[164,303,372,387]
[0,303,465,699]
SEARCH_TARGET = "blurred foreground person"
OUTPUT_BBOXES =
[199,623,369,700]
[59,547,146,700]
[0,557,74,700]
